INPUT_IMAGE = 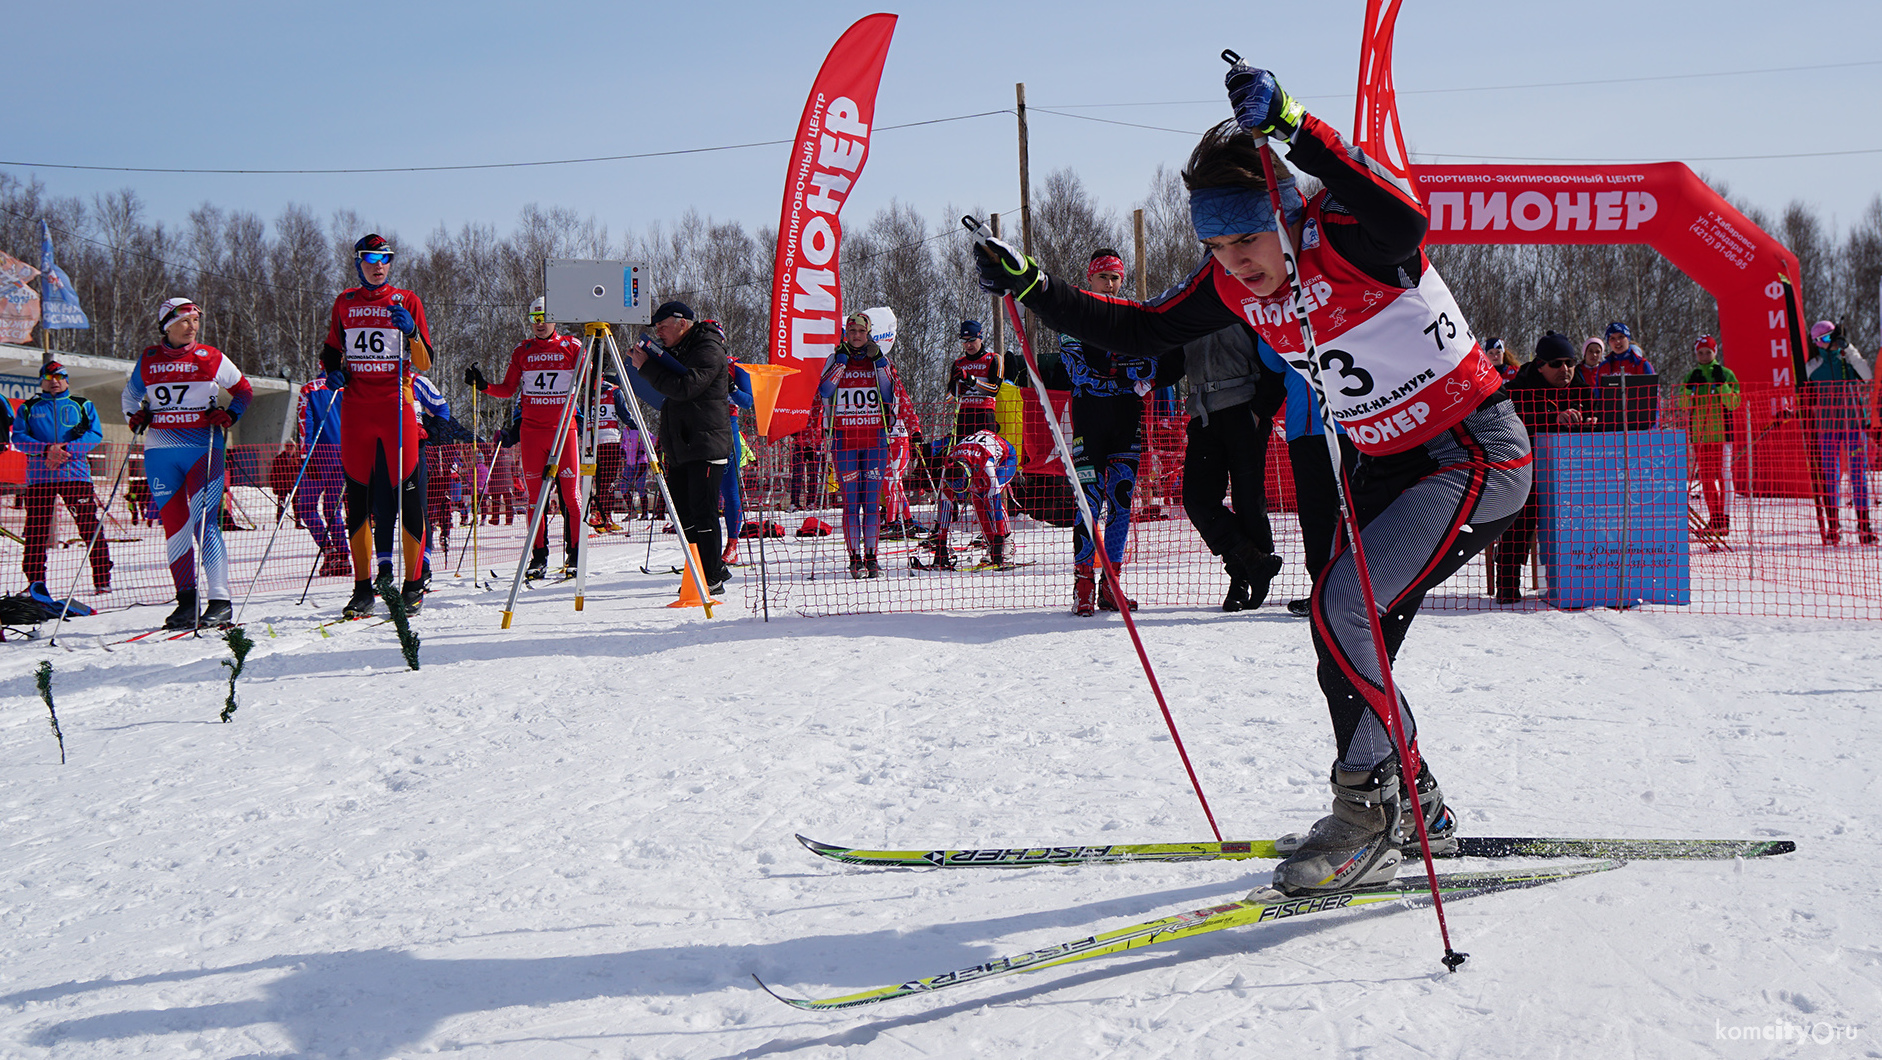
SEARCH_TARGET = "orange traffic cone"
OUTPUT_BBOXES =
[740,363,798,437]
[668,542,722,611]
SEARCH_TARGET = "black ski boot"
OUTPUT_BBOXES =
[342,579,376,619]
[931,538,957,570]
[864,550,881,578]
[1222,574,1252,613]
[162,589,199,630]
[988,534,1010,569]
[526,547,549,580]
[198,598,234,628]
[1232,546,1283,610]
[1286,598,1312,618]
[848,551,865,579]
[401,579,426,614]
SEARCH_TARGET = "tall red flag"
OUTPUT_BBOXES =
[763,13,898,441]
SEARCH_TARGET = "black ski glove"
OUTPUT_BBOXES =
[973,237,1047,301]
[464,364,489,390]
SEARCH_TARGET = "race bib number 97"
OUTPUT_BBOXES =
[146,380,220,427]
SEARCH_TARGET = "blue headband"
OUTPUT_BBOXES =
[1189,181,1304,240]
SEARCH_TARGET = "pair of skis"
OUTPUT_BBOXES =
[759,832,1794,1011]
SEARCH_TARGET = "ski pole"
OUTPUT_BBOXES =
[47,435,137,648]
[1226,48,1462,970]
[235,418,326,624]
[189,421,225,636]
[963,214,1223,844]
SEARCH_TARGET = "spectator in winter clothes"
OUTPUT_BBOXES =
[1678,335,1740,535]
[1805,320,1875,545]
[1573,336,1606,389]
[1170,323,1285,612]
[11,361,112,593]
[1490,332,1600,604]
[630,301,733,590]
[1485,337,1519,382]
[1596,322,1655,379]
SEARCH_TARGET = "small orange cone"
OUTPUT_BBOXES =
[668,542,722,611]
[740,363,798,437]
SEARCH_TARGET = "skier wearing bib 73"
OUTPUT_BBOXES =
[974,62,1533,897]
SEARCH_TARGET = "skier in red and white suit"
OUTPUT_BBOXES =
[929,429,1018,570]
[975,65,1532,898]
[320,234,433,618]
[466,297,584,576]
[880,364,919,535]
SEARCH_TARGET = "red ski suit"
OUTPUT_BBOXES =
[486,333,584,551]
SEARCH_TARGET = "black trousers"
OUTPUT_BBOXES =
[1286,432,1358,584]
[669,459,728,583]
[1182,401,1275,558]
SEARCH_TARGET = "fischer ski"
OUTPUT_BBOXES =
[756,859,1623,1010]
[796,833,1794,868]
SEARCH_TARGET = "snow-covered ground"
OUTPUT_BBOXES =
[2,530,1878,1059]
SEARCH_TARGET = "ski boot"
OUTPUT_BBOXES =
[401,579,426,614]
[1858,510,1878,547]
[1222,574,1252,613]
[342,580,376,619]
[198,598,234,628]
[319,547,352,577]
[1823,510,1842,546]
[526,547,549,580]
[721,540,740,566]
[1286,598,1312,618]
[1073,564,1097,617]
[1403,758,1458,856]
[563,549,579,576]
[988,534,1010,569]
[1097,567,1137,612]
[848,551,865,579]
[162,588,199,630]
[931,538,957,570]
[863,550,881,578]
[1268,757,1410,897]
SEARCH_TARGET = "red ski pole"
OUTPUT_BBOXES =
[963,215,1224,843]
[1228,49,1463,969]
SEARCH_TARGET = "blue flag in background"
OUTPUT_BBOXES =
[38,220,89,330]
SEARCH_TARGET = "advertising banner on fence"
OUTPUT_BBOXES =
[0,252,40,344]
[762,12,898,441]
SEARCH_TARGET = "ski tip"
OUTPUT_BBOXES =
[1767,840,1798,856]
[795,835,845,857]
[751,974,813,1009]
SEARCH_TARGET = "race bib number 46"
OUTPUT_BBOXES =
[346,327,403,372]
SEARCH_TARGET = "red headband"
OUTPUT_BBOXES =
[1087,254,1125,279]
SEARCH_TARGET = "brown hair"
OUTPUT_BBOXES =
[1181,119,1294,194]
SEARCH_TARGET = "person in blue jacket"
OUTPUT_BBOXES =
[721,349,755,565]
[12,362,112,593]
[1260,339,1356,617]
[295,373,348,576]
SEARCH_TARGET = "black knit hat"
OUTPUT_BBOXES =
[1534,331,1577,364]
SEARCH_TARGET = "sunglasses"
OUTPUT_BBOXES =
[1542,359,1576,368]
[356,251,394,264]
[528,311,547,323]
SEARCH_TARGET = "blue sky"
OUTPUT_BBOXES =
[11,1,1880,250]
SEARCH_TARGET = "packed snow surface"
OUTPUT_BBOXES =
[2,534,1878,1058]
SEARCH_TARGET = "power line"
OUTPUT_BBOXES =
[1037,58,1882,109]
[1029,108,1882,163]
[0,111,1012,177]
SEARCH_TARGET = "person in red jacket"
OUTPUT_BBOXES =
[466,296,585,578]
[947,320,1002,443]
[973,64,1531,897]
[320,234,433,617]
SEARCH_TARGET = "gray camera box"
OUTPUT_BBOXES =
[542,260,650,325]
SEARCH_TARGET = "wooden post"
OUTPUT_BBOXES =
[1133,209,1147,302]
[989,213,1006,381]
[1015,83,1035,363]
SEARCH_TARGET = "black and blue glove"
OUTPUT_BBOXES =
[1226,63,1304,141]
[389,304,417,337]
[973,236,1046,301]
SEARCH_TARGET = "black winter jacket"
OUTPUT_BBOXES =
[640,323,732,463]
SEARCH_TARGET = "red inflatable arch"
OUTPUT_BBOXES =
[1411,163,1807,392]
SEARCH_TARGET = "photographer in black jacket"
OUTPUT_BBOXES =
[629,301,733,591]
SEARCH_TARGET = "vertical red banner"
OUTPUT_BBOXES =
[763,12,898,441]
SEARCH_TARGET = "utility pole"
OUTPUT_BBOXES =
[1133,209,1147,301]
[1015,83,1035,364]
[990,213,1006,381]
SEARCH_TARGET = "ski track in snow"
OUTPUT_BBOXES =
[1,536,1878,1059]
